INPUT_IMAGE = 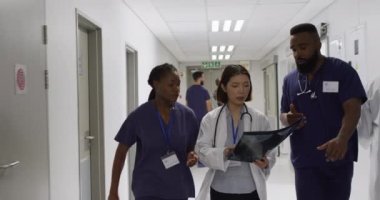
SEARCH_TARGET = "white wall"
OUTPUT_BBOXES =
[46,0,178,199]
[259,0,380,199]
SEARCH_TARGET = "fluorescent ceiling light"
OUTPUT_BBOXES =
[225,55,231,60]
[223,20,232,32]
[218,55,224,60]
[212,46,218,52]
[212,55,217,60]
[234,20,244,32]
[212,20,219,32]
[219,45,226,52]
[227,45,234,52]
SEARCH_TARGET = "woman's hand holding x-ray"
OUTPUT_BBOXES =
[254,157,269,169]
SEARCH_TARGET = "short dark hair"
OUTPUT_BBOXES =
[147,63,177,100]
[290,23,320,40]
[192,71,203,81]
[216,65,252,103]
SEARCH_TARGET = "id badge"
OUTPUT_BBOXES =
[323,81,339,93]
[161,151,180,169]
[229,160,241,167]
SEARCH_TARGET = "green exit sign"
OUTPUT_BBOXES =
[202,61,221,69]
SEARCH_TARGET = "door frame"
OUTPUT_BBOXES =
[125,44,139,200]
[263,62,279,130]
[76,10,105,200]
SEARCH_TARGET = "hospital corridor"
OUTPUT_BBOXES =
[1,0,379,200]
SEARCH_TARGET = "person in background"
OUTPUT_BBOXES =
[213,78,223,107]
[357,76,380,200]
[186,70,212,124]
[280,23,367,200]
[108,63,199,200]
[195,65,276,200]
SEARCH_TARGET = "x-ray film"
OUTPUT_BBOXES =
[228,119,302,162]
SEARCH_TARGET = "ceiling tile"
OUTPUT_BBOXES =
[206,0,259,6]
[156,6,206,22]
[207,5,256,20]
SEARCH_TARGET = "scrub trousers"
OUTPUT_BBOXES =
[294,162,353,200]
[136,198,187,200]
[210,187,260,200]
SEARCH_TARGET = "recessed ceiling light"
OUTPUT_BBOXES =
[212,20,219,32]
[212,46,218,52]
[212,55,217,60]
[234,20,244,32]
[227,45,234,52]
[218,55,224,60]
[225,54,231,60]
[219,45,226,52]
[223,20,232,32]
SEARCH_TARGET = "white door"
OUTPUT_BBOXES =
[0,0,49,199]
[78,27,92,200]
[126,46,139,200]
[77,14,105,200]
[264,64,279,130]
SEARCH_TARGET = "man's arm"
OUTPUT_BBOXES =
[206,99,212,112]
[337,98,362,142]
[317,98,362,161]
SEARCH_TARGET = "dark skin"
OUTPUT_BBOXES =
[108,71,198,200]
[280,31,362,162]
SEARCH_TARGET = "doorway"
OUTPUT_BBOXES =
[125,45,139,200]
[263,63,279,130]
[0,0,49,199]
[186,66,223,109]
[76,12,105,200]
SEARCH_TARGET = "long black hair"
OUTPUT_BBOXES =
[147,63,177,101]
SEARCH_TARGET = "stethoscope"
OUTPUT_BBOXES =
[212,103,253,147]
[297,73,318,100]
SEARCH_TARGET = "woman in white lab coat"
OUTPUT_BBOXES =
[195,65,276,200]
[357,76,380,200]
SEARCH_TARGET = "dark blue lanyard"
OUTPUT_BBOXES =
[231,118,239,144]
[157,111,174,150]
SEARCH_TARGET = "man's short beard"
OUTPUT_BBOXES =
[296,50,319,74]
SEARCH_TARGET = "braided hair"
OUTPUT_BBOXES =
[147,63,177,101]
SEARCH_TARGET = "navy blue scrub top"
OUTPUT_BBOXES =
[115,101,199,199]
[281,57,367,168]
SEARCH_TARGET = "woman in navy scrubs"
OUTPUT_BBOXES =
[108,63,199,200]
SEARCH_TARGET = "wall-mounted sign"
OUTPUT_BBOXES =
[201,61,221,69]
[15,64,27,94]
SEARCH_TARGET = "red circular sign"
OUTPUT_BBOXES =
[17,68,25,91]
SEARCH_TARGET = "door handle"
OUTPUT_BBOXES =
[84,136,95,140]
[0,161,20,169]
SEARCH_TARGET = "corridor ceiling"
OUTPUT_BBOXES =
[123,0,335,62]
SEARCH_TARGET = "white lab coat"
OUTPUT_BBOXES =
[357,77,380,200]
[195,106,276,200]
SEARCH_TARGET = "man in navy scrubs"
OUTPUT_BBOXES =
[280,23,367,200]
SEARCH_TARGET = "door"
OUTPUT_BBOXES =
[77,13,105,200]
[126,46,139,200]
[78,26,92,200]
[263,63,279,154]
[263,63,279,130]
[0,0,49,199]
[186,66,223,109]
